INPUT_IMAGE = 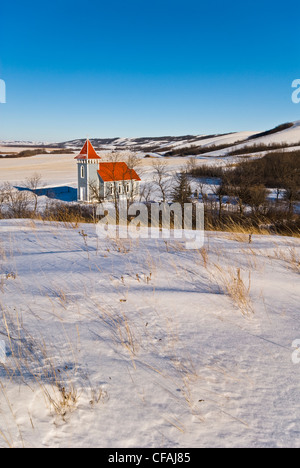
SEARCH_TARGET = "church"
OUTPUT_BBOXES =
[75,140,141,203]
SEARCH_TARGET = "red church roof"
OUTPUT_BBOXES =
[97,162,141,182]
[74,140,101,160]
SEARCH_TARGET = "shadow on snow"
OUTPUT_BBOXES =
[15,185,78,202]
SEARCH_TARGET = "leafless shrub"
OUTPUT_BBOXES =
[2,183,33,218]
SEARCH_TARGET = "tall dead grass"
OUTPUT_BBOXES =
[212,265,253,315]
[272,246,300,273]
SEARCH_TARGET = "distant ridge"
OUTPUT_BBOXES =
[2,121,300,158]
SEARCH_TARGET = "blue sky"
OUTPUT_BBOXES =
[0,0,300,142]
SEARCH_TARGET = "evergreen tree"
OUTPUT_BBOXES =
[171,172,192,206]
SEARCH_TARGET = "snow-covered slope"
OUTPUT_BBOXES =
[0,220,299,448]
[51,133,251,152]
[198,121,300,157]
[247,120,300,146]
[1,120,300,158]
[0,121,300,154]
[47,121,300,154]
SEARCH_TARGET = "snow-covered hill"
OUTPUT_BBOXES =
[2,121,300,157]
[2,120,300,161]
[50,132,255,152]
[200,121,300,158]
[49,121,300,155]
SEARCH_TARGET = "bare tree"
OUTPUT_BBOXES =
[211,179,229,220]
[123,152,142,204]
[88,180,105,204]
[104,151,125,163]
[247,185,268,215]
[24,173,44,214]
[185,157,197,174]
[125,152,142,172]
[283,177,299,216]
[139,182,152,203]
[152,160,172,202]
[197,179,207,201]
[0,184,7,217]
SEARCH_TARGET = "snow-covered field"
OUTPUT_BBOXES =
[0,153,78,186]
[0,219,299,448]
[0,153,184,185]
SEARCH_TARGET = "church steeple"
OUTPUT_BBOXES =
[75,139,101,160]
[75,139,102,202]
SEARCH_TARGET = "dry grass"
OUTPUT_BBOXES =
[228,232,253,243]
[205,220,272,237]
[199,247,209,268]
[89,387,109,407]
[213,265,253,315]
[0,307,80,425]
[272,246,300,273]
[47,384,78,418]
[91,301,139,368]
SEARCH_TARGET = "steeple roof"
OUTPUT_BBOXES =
[74,139,101,160]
